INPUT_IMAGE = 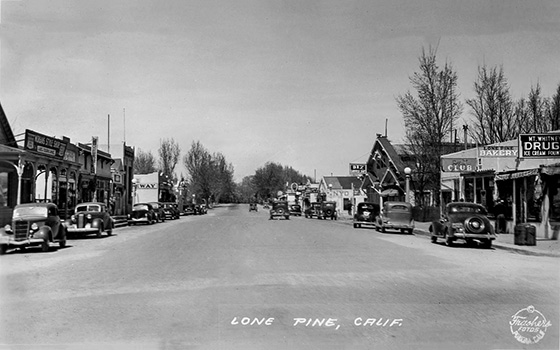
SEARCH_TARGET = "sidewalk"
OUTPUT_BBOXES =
[413,221,560,258]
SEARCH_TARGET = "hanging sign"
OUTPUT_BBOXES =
[519,134,560,158]
[24,129,68,160]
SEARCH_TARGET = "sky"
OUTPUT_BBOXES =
[1,0,559,181]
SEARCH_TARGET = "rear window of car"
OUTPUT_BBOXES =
[389,205,409,211]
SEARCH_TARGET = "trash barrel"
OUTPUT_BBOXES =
[514,224,526,245]
[525,224,536,246]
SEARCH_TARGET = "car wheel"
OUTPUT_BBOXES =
[482,239,492,249]
[107,229,113,236]
[41,240,50,252]
[431,235,437,243]
[59,237,66,248]
[353,223,357,228]
[96,226,102,237]
[0,244,7,255]
[408,229,414,235]
[286,216,290,220]
[381,226,386,233]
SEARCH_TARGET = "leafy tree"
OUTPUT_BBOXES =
[158,138,181,183]
[396,46,462,206]
[183,141,236,204]
[547,83,560,131]
[134,148,157,174]
[466,65,516,144]
[252,162,311,201]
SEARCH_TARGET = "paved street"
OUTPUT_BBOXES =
[1,204,558,350]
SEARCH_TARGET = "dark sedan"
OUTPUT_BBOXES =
[430,202,496,248]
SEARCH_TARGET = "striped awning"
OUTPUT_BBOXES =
[495,168,539,181]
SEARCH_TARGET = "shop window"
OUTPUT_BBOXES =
[550,176,560,222]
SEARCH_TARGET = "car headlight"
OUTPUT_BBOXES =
[31,223,39,231]
[87,214,92,220]
[71,215,76,222]
[4,224,12,232]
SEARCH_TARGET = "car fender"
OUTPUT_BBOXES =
[36,227,52,241]
[92,218,103,229]
[431,221,444,236]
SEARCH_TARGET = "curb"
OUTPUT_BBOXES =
[412,229,560,258]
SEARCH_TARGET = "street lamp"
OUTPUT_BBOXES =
[404,167,412,203]
[131,178,138,205]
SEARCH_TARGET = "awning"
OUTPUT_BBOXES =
[495,168,539,181]
[541,165,560,176]
[380,188,400,197]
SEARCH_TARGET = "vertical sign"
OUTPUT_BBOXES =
[92,136,98,175]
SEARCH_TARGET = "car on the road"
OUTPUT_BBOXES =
[0,202,67,254]
[183,203,197,215]
[304,202,321,218]
[289,204,302,216]
[353,202,380,229]
[430,202,496,248]
[128,203,156,225]
[269,201,290,220]
[319,201,338,220]
[66,202,114,237]
[162,202,180,220]
[149,202,166,222]
[375,201,414,234]
[249,203,258,212]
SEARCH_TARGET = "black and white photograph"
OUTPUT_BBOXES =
[1,1,559,349]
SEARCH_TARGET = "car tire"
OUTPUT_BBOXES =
[482,239,492,249]
[41,240,50,252]
[381,226,386,233]
[431,235,437,243]
[96,227,102,237]
[0,244,7,255]
[59,237,66,248]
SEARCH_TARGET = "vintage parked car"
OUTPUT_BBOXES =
[304,202,321,218]
[0,202,67,254]
[249,203,258,212]
[430,202,496,248]
[319,201,338,220]
[128,203,156,225]
[289,204,302,216]
[149,202,166,222]
[269,201,290,220]
[375,201,414,234]
[66,202,114,237]
[183,203,197,215]
[162,202,180,220]
[353,202,380,229]
[198,203,208,215]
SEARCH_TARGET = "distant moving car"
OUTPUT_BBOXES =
[66,202,114,237]
[304,202,321,219]
[0,203,67,254]
[128,203,156,225]
[249,203,258,212]
[289,204,302,216]
[319,201,338,220]
[375,201,414,234]
[353,202,380,229]
[269,201,290,220]
[430,202,496,248]
[183,203,197,215]
[162,202,180,220]
[149,202,166,222]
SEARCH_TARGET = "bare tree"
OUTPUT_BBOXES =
[134,148,157,174]
[527,83,548,133]
[158,138,181,182]
[396,47,462,206]
[547,83,560,131]
[466,65,516,144]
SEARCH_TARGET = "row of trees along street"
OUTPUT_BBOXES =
[397,46,560,208]
[133,139,236,204]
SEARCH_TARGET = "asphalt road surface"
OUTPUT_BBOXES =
[1,204,558,350]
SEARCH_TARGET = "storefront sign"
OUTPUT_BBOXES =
[519,134,560,158]
[24,129,68,160]
[441,158,477,172]
[349,163,366,175]
[479,145,518,157]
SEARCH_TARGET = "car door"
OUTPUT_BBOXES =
[47,206,61,241]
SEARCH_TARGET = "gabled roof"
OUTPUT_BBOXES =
[0,101,17,147]
[323,176,363,190]
[112,158,123,171]
[376,137,406,174]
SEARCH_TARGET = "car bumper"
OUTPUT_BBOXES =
[129,218,149,223]
[381,223,414,230]
[66,224,99,233]
[354,220,376,226]
[1,237,46,246]
[451,232,496,240]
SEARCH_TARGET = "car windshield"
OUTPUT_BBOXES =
[13,206,48,218]
[134,204,150,211]
[360,204,377,211]
[389,205,409,211]
[76,205,100,212]
[449,205,486,214]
